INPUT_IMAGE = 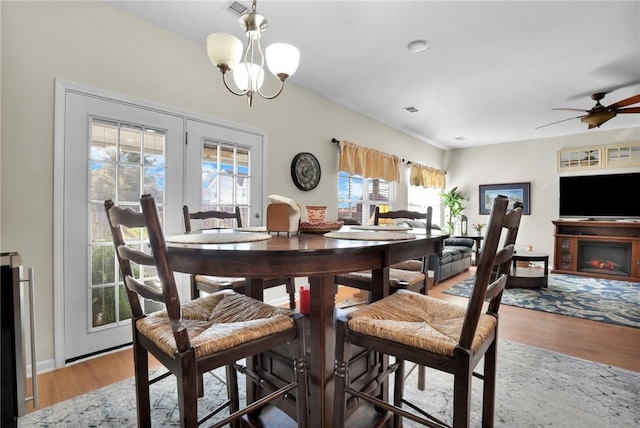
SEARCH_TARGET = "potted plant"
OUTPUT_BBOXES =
[439,187,466,233]
[472,223,486,235]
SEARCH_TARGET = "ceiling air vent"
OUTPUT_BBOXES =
[223,1,249,17]
[402,105,421,113]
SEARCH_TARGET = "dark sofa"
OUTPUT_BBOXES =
[427,237,475,284]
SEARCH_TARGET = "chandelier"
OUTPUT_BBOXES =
[206,0,300,106]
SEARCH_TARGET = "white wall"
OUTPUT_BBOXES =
[0,1,444,366]
[445,128,640,258]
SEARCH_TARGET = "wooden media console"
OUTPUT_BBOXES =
[552,220,640,283]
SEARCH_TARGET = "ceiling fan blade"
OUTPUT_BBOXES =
[607,93,640,109]
[552,108,590,112]
[615,107,640,113]
[535,115,584,129]
[566,78,640,101]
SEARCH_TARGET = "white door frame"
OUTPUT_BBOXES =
[53,79,268,367]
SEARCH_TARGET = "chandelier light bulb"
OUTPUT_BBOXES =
[207,33,243,71]
[232,62,264,92]
[266,43,300,79]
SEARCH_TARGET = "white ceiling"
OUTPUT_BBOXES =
[108,0,640,149]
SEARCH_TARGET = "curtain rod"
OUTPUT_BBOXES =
[331,138,340,146]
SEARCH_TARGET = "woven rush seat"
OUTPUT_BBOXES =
[338,268,426,289]
[346,289,497,357]
[193,274,245,289]
[137,290,294,359]
[389,259,423,271]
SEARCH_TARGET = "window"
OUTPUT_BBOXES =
[407,185,442,226]
[338,171,395,225]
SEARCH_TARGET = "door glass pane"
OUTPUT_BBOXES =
[89,117,166,331]
[118,284,133,321]
[91,162,116,201]
[92,286,116,328]
[119,165,141,202]
[91,119,117,161]
[119,124,142,163]
[200,140,251,226]
[236,147,249,205]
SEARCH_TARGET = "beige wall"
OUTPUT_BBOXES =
[446,127,640,258]
[1,1,443,367]
[3,1,639,369]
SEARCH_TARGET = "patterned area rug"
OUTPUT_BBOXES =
[19,341,640,427]
[443,273,640,328]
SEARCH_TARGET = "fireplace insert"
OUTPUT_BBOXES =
[578,241,631,277]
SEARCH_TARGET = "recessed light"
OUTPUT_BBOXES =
[455,136,466,141]
[407,39,429,53]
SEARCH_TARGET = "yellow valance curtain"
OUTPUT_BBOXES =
[409,162,446,188]
[338,140,401,182]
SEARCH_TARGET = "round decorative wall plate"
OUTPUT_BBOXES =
[291,152,321,191]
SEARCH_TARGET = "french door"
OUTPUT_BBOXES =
[57,82,267,365]
[62,91,184,362]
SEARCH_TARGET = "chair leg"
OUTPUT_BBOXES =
[393,359,405,427]
[482,339,498,428]
[294,316,309,428]
[333,318,349,428]
[190,274,200,300]
[132,328,151,427]
[453,358,473,428]
[176,351,198,428]
[286,277,296,309]
[225,364,241,428]
[417,365,426,391]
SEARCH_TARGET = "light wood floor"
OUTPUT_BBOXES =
[26,269,639,413]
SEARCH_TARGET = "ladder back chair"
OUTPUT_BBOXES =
[106,195,308,428]
[334,206,436,391]
[183,205,297,309]
[334,195,522,428]
[334,206,435,296]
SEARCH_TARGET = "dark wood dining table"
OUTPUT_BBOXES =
[166,226,446,428]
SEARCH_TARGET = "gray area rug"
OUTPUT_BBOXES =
[19,341,639,427]
[443,273,640,328]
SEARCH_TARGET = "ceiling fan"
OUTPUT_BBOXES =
[537,92,640,129]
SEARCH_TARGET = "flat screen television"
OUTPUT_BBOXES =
[559,172,640,219]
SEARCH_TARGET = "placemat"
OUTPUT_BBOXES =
[324,231,416,241]
[233,226,268,232]
[166,232,272,244]
[351,224,411,232]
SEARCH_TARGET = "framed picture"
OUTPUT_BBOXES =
[479,182,530,215]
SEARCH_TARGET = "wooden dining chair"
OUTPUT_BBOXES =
[183,205,297,309]
[334,207,435,391]
[334,206,434,296]
[106,195,308,428]
[334,195,522,427]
